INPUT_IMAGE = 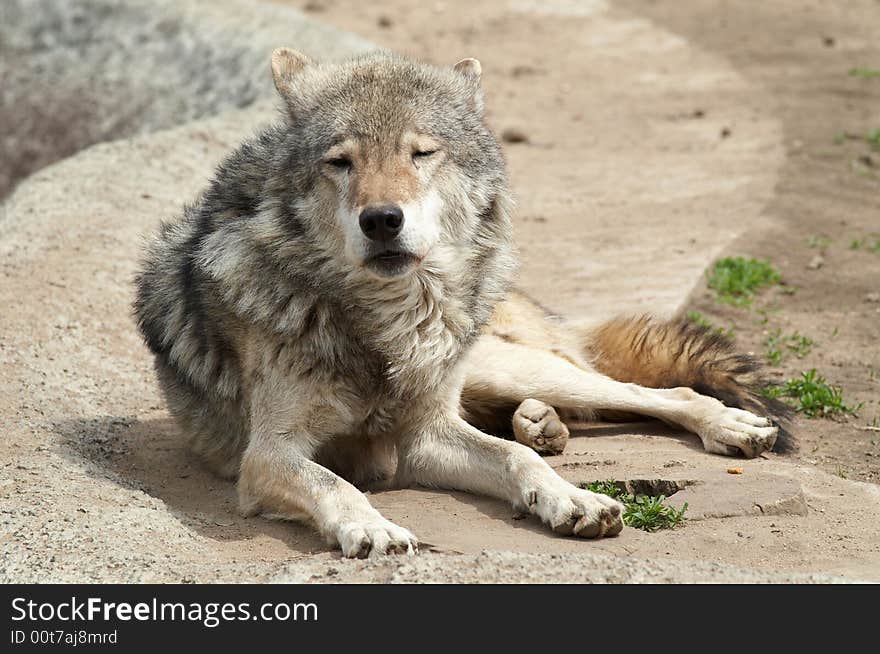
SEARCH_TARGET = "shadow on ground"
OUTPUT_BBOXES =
[50,414,607,555]
[52,416,329,554]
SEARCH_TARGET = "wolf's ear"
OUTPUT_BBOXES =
[453,58,482,85]
[453,58,483,112]
[271,47,312,97]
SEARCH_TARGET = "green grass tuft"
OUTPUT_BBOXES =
[707,257,781,306]
[765,330,815,366]
[624,495,689,532]
[583,480,624,499]
[849,68,880,79]
[580,480,688,532]
[764,369,862,418]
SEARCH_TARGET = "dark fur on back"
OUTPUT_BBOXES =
[588,316,795,452]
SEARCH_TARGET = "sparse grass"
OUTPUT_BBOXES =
[849,234,880,251]
[854,163,877,180]
[707,257,781,307]
[807,234,831,249]
[756,306,778,326]
[788,333,815,357]
[764,369,862,418]
[685,310,734,339]
[583,480,625,499]
[765,330,815,365]
[580,480,688,532]
[849,67,880,80]
[833,129,880,148]
[624,495,689,532]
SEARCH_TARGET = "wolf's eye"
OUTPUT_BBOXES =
[412,150,438,161]
[325,157,352,171]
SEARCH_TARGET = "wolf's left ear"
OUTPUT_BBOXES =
[453,58,482,85]
[453,58,483,112]
[271,47,312,98]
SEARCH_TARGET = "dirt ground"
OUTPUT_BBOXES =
[615,0,880,484]
[2,0,880,583]
[277,0,880,483]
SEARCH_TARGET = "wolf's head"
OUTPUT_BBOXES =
[269,49,511,281]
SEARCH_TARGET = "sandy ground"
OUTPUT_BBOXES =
[2,0,879,582]
[283,0,880,481]
[622,0,880,485]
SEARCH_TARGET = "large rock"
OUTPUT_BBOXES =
[0,0,373,198]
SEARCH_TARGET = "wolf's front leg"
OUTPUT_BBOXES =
[239,435,417,558]
[398,413,624,538]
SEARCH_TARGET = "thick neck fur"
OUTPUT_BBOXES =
[197,143,516,400]
[345,245,488,398]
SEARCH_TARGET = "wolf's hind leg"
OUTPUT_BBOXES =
[512,398,569,455]
[464,337,778,458]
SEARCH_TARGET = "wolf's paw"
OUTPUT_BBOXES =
[336,519,418,559]
[523,481,624,538]
[512,398,569,455]
[697,405,778,458]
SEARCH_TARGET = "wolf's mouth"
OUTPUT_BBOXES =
[365,250,419,277]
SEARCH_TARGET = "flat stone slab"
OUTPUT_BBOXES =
[549,424,808,521]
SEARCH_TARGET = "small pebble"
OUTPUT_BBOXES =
[501,127,529,144]
[511,65,538,77]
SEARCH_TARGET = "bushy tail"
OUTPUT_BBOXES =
[581,315,795,452]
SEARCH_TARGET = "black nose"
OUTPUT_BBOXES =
[359,204,404,241]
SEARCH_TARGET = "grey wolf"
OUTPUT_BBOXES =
[134,49,789,558]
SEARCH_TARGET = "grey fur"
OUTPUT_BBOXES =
[135,51,779,556]
[134,52,515,480]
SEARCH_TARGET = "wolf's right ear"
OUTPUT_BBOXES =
[271,47,312,98]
